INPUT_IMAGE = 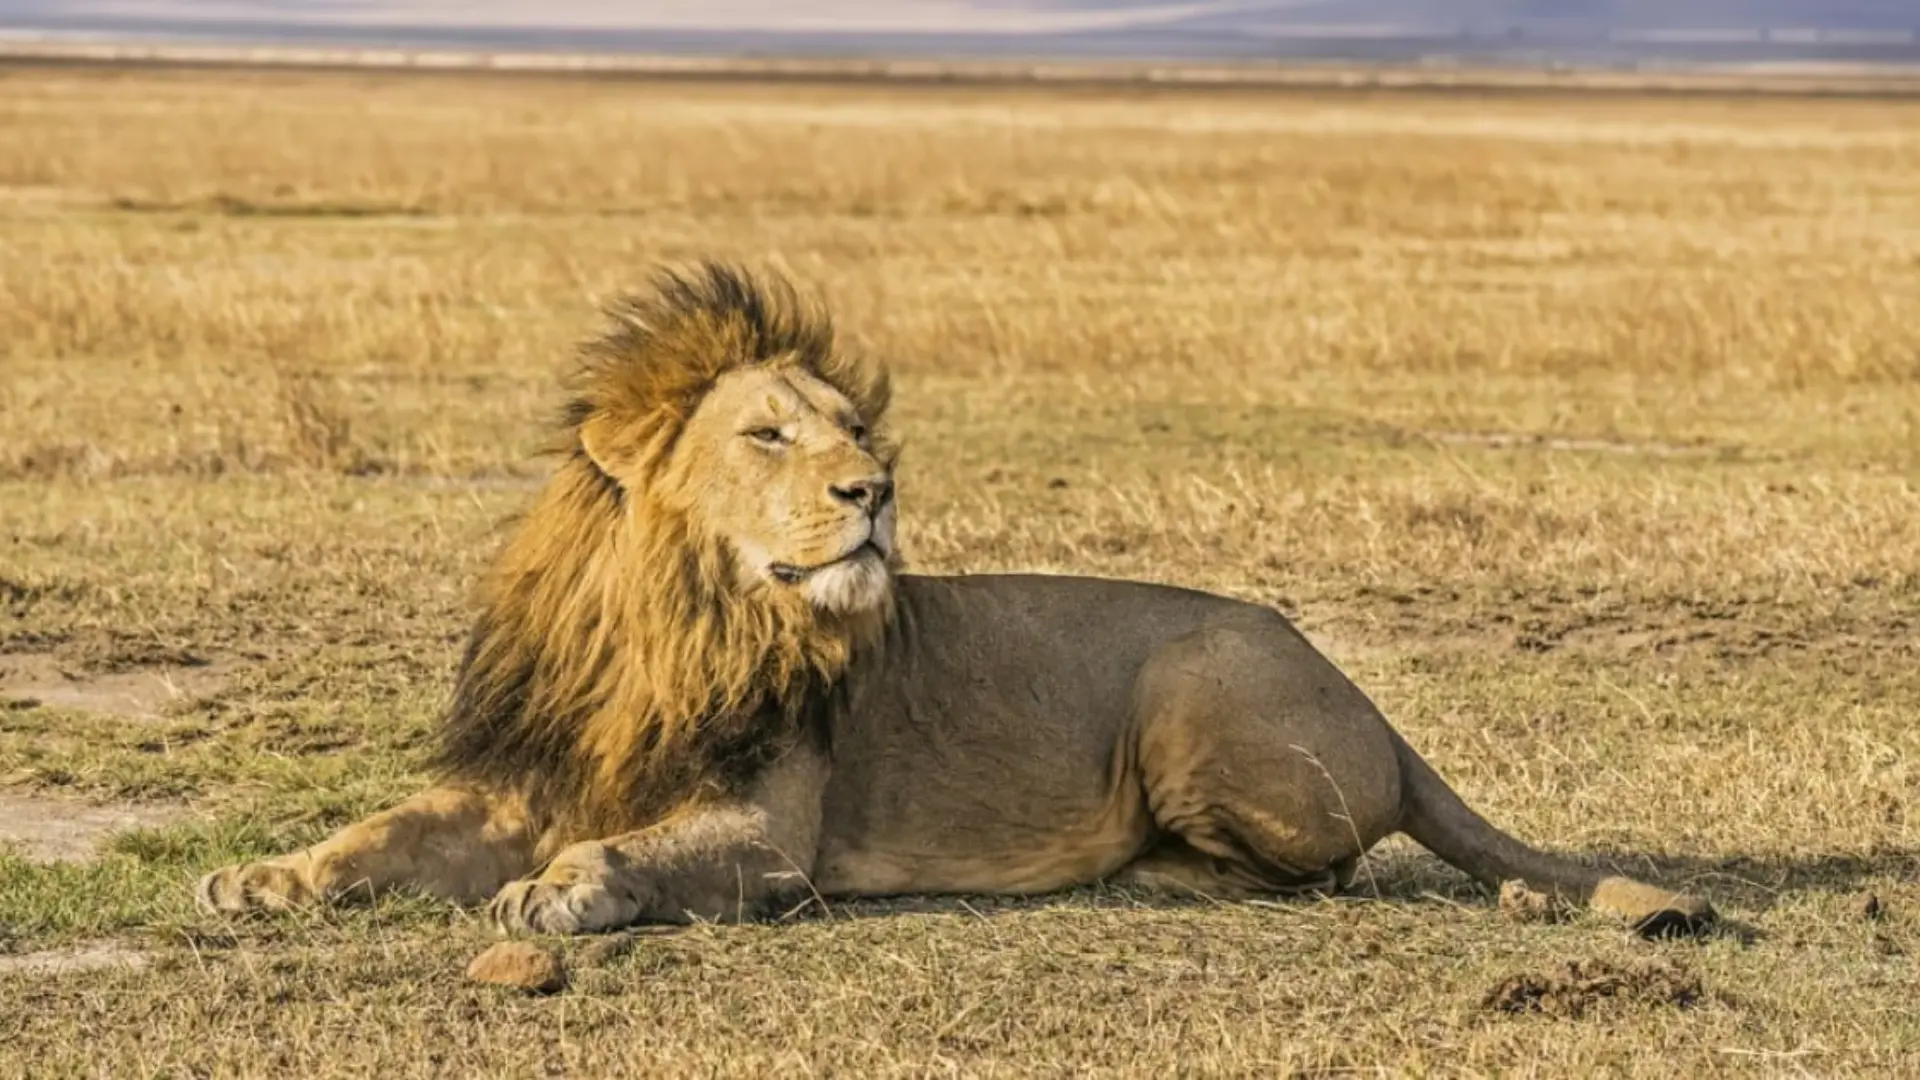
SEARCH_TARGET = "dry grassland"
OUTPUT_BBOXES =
[1,64,1918,1076]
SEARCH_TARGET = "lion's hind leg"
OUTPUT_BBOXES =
[197,786,535,916]
[1125,614,1713,933]
[1120,616,1405,905]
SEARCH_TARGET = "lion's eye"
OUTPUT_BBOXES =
[745,427,786,445]
[848,423,869,443]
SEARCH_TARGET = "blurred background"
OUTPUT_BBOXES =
[4,0,1918,67]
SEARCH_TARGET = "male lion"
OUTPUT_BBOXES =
[199,263,1713,937]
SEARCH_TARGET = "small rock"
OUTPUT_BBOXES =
[579,932,636,967]
[465,941,567,995]
[1499,879,1570,924]
[1857,893,1885,921]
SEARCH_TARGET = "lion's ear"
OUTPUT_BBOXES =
[578,413,633,484]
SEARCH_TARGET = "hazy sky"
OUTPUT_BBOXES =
[9,1,1910,35]
[9,0,1328,33]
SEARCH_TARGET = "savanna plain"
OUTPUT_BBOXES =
[1,64,1917,1076]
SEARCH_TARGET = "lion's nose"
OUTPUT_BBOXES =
[828,476,892,515]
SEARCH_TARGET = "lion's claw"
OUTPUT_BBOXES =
[489,880,570,935]
[488,878,637,935]
[487,843,640,935]
[196,860,317,916]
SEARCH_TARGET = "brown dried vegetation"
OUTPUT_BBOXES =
[0,64,1917,1075]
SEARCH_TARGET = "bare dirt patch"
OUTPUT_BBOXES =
[1314,583,1918,666]
[0,652,236,721]
[1428,430,1732,459]
[0,942,152,976]
[0,792,187,863]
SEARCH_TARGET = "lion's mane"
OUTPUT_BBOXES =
[432,263,893,836]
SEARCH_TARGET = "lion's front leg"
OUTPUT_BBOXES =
[488,746,827,936]
[197,786,535,915]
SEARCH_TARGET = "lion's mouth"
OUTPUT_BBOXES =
[769,540,884,584]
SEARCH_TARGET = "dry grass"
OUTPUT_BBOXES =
[1,63,1917,1076]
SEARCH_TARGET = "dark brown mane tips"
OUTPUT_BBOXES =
[559,261,888,480]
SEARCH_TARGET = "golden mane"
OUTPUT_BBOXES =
[433,262,893,836]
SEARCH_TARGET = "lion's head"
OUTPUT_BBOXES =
[434,263,897,835]
[576,297,898,618]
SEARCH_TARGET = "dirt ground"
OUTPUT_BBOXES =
[0,63,1916,1076]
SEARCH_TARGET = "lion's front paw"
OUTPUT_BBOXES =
[487,843,640,936]
[196,859,318,916]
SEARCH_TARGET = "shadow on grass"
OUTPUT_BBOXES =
[1633,848,1917,913]
[1344,844,1913,916]
[13,817,1908,952]
[768,844,1917,949]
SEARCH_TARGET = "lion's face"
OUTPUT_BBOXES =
[671,364,897,615]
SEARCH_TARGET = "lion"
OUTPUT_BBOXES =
[198,262,1714,938]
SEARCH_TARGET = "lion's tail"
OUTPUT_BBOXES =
[1390,729,1714,934]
